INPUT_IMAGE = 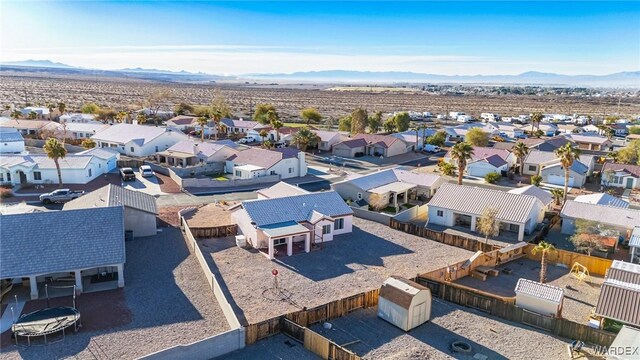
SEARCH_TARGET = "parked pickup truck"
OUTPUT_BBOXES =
[120,167,136,181]
[39,189,85,204]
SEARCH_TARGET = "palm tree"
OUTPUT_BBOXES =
[47,103,55,120]
[530,112,543,134]
[554,143,581,203]
[268,110,283,142]
[609,151,619,163]
[550,188,564,206]
[115,111,128,123]
[196,116,209,142]
[11,110,22,119]
[58,102,66,115]
[259,129,269,143]
[44,138,67,188]
[210,109,224,141]
[531,241,556,283]
[291,127,320,152]
[136,113,146,124]
[512,142,529,175]
[449,142,474,185]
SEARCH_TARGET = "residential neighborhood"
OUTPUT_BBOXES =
[1,2,640,359]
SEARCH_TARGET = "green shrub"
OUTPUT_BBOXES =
[0,187,13,199]
[531,175,543,186]
[485,172,501,184]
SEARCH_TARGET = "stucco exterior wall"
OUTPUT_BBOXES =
[124,208,157,238]
[516,293,561,317]
[0,140,25,154]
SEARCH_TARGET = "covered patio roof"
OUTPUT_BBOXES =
[261,221,310,238]
[156,150,194,159]
[367,181,416,194]
[236,164,265,172]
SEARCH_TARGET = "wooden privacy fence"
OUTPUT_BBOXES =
[189,225,237,238]
[524,245,613,276]
[245,289,379,345]
[389,219,498,253]
[117,158,145,168]
[415,277,616,347]
[279,318,360,360]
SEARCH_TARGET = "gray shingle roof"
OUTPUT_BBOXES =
[0,154,94,170]
[515,278,564,303]
[64,184,157,214]
[242,191,353,226]
[428,183,538,224]
[0,207,125,278]
[561,200,640,228]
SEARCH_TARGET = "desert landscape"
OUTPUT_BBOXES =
[1,72,639,121]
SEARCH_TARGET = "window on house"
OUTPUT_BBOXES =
[289,167,294,174]
[270,170,276,175]
[7,173,10,181]
[273,238,286,246]
[155,146,159,152]
[0,173,4,181]
[334,218,344,230]
[88,168,92,177]
[528,165,537,171]
[130,147,134,152]
[614,176,620,184]
[437,210,444,217]
[322,224,331,234]
[33,172,42,181]
[235,170,241,177]
[357,193,363,200]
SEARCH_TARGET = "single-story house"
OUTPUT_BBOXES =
[20,106,49,119]
[155,139,238,168]
[256,181,309,199]
[443,124,499,143]
[574,193,629,208]
[225,147,307,180]
[563,134,612,151]
[507,185,554,210]
[56,122,110,140]
[0,128,25,154]
[601,162,640,190]
[607,124,629,137]
[0,119,55,136]
[556,124,580,134]
[518,136,572,152]
[539,161,589,188]
[64,184,158,238]
[445,146,515,177]
[0,206,125,299]
[0,151,118,186]
[91,123,189,157]
[166,115,198,130]
[377,276,432,331]
[59,113,99,124]
[221,118,269,136]
[514,278,564,318]
[560,201,640,236]
[489,122,525,138]
[391,128,437,151]
[522,150,595,179]
[625,133,640,144]
[535,123,558,137]
[581,124,600,133]
[594,261,640,328]
[427,183,545,241]
[313,130,349,151]
[231,191,353,259]
[332,167,445,206]
[333,134,413,158]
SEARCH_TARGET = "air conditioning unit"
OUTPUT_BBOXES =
[235,235,247,248]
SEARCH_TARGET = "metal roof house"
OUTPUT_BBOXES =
[630,227,640,264]
[231,191,353,260]
[514,278,564,317]
[0,128,25,154]
[595,261,640,328]
[377,276,432,331]
[0,207,126,299]
[331,167,445,208]
[64,184,158,238]
[427,184,545,241]
[560,201,640,236]
[574,193,629,209]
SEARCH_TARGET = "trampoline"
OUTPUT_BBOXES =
[12,306,80,345]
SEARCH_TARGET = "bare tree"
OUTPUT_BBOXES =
[145,89,172,125]
[477,207,500,243]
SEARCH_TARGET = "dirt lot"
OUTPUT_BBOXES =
[309,302,597,360]
[2,74,638,120]
[222,333,319,360]
[0,228,230,359]
[201,217,473,324]
[455,258,604,324]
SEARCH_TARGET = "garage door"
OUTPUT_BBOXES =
[547,174,573,187]
[468,166,496,178]
[333,148,353,158]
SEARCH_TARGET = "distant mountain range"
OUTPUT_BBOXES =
[246,70,640,87]
[1,60,638,87]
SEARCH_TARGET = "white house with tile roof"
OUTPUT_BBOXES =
[427,183,545,241]
[91,123,188,157]
[232,191,353,259]
[225,147,307,180]
[0,128,25,154]
[333,134,412,158]
[0,151,118,186]
[445,146,515,177]
[0,206,126,299]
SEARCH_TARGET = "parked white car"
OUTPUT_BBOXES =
[140,165,154,178]
[424,144,441,153]
[238,137,255,144]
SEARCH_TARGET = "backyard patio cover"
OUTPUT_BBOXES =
[236,164,265,172]
[261,221,310,238]
[367,181,416,195]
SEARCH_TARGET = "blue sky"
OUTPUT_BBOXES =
[2,1,638,75]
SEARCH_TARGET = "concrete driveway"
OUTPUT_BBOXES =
[121,171,165,195]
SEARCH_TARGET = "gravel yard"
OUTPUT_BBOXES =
[455,258,603,324]
[0,228,230,359]
[221,333,319,360]
[310,301,579,360]
[202,217,473,324]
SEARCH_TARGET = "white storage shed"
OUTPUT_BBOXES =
[377,276,432,331]
[515,278,564,318]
